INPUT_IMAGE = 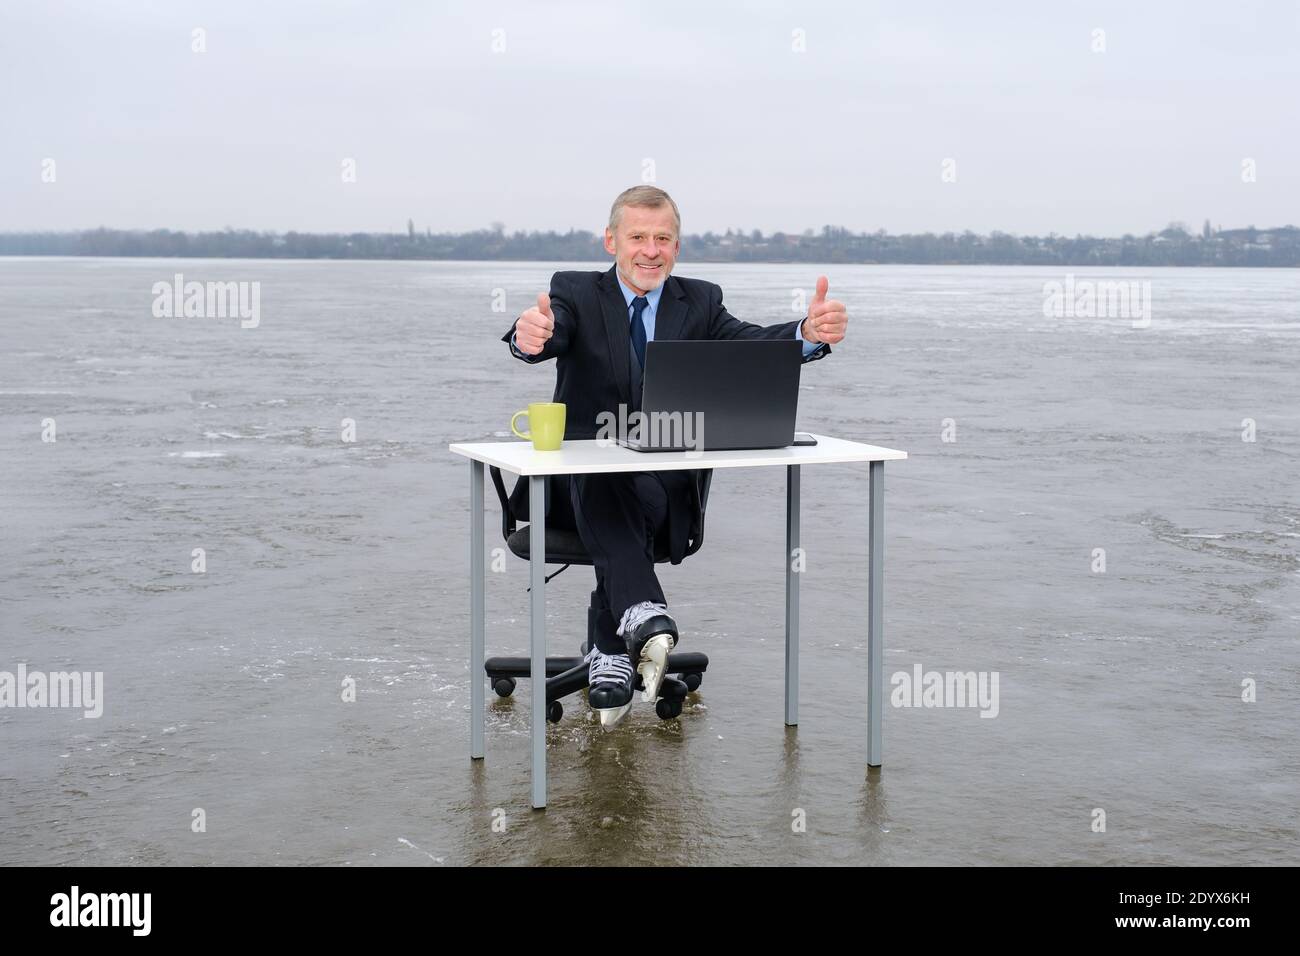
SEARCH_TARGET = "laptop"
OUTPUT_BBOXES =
[616,339,804,452]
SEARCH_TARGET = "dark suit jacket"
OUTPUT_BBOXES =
[501,264,833,564]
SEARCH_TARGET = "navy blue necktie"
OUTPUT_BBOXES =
[630,296,648,368]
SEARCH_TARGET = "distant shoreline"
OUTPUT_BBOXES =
[3,255,1297,270]
[2,224,1298,267]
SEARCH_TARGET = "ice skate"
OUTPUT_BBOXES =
[586,647,635,731]
[618,602,679,704]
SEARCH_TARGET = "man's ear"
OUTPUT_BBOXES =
[603,228,616,255]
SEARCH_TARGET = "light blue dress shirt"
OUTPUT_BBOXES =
[613,270,665,347]
[512,271,823,358]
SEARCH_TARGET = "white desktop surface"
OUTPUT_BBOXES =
[449,432,907,477]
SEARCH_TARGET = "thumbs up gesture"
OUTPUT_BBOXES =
[800,276,848,345]
[515,292,555,355]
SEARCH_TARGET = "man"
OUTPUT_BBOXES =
[502,185,848,728]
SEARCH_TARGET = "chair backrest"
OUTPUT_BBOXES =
[488,466,520,541]
[687,469,714,558]
[488,467,714,561]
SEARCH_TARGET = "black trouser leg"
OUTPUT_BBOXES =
[571,472,670,655]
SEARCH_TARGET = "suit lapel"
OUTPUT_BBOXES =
[598,266,633,408]
[598,266,692,410]
[653,274,688,343]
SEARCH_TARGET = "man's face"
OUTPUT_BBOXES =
[604,204,680,294]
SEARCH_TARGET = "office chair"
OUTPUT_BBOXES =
[483,467,712,723]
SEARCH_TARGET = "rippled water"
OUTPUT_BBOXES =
[2,258,1297,865]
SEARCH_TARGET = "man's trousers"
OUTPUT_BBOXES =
[546,473,677,656]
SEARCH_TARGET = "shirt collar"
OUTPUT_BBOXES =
[614,268,665,311]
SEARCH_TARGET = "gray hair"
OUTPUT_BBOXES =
[608,185,681,236]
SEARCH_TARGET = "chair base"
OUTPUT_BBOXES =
[485,648,708,723]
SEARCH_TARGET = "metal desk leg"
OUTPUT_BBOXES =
[470,460,485,760]
[867,460,885,768]
[529,475,547,809]
[784,464,800,726]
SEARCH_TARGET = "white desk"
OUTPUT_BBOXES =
[449,433,907,809]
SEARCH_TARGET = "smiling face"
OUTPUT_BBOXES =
[604,203,680,294]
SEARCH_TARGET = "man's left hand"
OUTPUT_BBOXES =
[800,275,848,345]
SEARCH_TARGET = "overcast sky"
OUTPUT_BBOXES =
[2,1,1297,237]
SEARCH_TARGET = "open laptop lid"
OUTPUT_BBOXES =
[632,339,802,451]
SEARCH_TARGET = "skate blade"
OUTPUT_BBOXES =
[638,634,673,703]
[597,701,633,731]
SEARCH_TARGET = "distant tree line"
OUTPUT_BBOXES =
[2,221,1297,266]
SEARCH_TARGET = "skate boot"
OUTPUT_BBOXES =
[586,647,635,731]
[618,601,679,704]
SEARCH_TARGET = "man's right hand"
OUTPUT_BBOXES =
[514,293,555,355]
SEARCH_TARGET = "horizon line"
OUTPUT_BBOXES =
[3,222,1298,241]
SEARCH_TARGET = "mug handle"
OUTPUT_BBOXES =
[510,410,531,440]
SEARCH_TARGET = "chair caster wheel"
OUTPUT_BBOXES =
[547,700,563,723]
[493,677,516,698]
[683,673,702,692]
[655,698,682,720]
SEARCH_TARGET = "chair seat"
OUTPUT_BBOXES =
[506,525,671,565]
[489,465,709,568]
[506,526,592,565]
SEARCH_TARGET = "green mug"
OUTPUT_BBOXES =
[511,402,566,451]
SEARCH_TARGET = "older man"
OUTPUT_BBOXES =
[502,185,849,728]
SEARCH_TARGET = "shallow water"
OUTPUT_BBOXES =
[1,258,1297,865]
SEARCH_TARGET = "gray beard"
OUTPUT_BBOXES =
[620,264,669,293]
